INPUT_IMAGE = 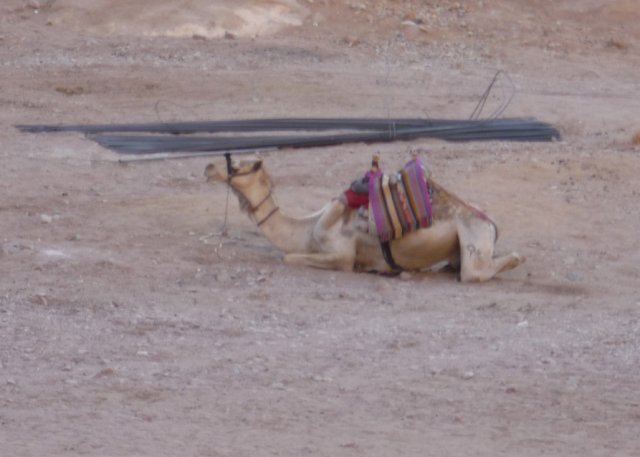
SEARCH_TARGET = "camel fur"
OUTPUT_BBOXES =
[204,157,524,281]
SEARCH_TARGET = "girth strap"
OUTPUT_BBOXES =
[380,241,403,276]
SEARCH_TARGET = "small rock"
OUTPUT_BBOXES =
[342,36,361,47]
[7,378,17,386]
[40,214,53,224]
[42,249,67,258]
[462,370,475,380]
[312,375,333,383]
[565,272,579,282]
[348,2,366,11]
[28,294,48,306]
[94,368,115,378]
[517,320,529,328]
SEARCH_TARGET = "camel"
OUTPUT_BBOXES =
[204,156,524,281]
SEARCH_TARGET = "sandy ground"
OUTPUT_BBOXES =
[1,1,640,456]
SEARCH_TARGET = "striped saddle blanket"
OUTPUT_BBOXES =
[369,158,433,241]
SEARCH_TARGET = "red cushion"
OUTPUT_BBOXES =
[344,189,369,209]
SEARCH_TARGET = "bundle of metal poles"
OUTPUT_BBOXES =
[17,117,560,157]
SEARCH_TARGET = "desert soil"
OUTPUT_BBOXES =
[1,1,640,456]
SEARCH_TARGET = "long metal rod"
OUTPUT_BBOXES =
[16,116,561,158]
[89,119,560,155]
[16,117,548,135]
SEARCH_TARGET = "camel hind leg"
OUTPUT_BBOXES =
[456,218,524,282]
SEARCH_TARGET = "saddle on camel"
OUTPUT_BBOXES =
[205,153,524,281]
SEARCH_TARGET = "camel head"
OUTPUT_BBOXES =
[204,157,273,214]
[204,157,265,183]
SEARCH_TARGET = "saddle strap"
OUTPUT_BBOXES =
[380,241,403,276]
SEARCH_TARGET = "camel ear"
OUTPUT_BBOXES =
[252,160,263,172]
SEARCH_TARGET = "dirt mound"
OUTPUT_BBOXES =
[47,0,308,38]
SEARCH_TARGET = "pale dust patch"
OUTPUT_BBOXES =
[47,0,308,39]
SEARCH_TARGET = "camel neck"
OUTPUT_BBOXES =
[251,192,279,227]
[246,192,315,253]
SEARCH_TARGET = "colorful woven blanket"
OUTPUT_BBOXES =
[369,158,432,241]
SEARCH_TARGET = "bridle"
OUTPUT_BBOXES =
[224,153,279,227]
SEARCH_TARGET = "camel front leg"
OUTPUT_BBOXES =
[283,252,355,271]
[284,199,357,272]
